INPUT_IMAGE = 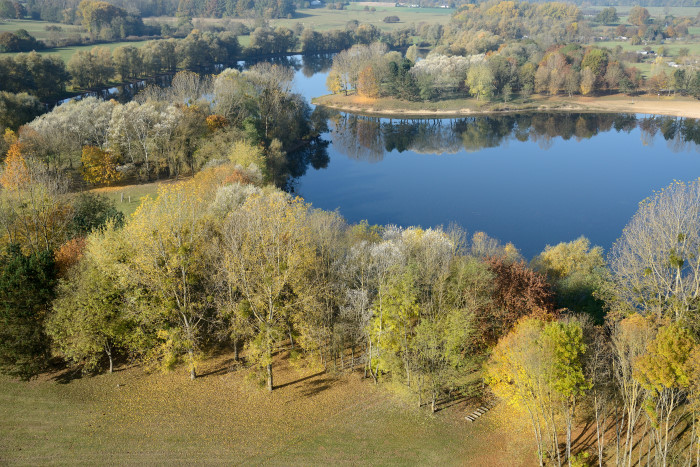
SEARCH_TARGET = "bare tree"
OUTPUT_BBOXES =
[609,180,700,323]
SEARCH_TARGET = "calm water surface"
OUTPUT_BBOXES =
[269,56,700,257]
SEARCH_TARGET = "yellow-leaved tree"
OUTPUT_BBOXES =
[357,65,380,98]
[221,192,319,391]
[486,316,590,467]
[326,70,344,95]
[81,145,122,186]
[125,179,214,379]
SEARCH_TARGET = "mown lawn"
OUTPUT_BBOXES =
[0,351,536,465]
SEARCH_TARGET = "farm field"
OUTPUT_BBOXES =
[0,19,85,40]
[588,5,700,17]
[1,39,153,63]
[152,4,453,34]
[0,351,536,465]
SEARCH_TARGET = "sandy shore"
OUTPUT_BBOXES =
[312,94,700,119]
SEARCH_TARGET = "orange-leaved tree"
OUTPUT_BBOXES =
[0,141,30,191]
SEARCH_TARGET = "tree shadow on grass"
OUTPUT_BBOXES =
[198,357,239,378]
[275,371,325,390]
[300,376,337,397]
[51,366,84,384]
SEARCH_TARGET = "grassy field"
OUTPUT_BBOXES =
[90,178,181,217]
[154,5,452,34]
[277,5,453,32]
[0,19,84,40]
[587,5,700,17]
[1,39,153,63]
[0,351,536,465]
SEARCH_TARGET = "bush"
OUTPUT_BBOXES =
[383,15,400,23]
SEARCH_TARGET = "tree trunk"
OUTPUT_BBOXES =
[108,352,113,374]
[431,391,436,413]
[267,363,273,392]
[233,339,239,361]
[189,348,196,380]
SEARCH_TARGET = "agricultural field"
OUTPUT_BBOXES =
[153,4,453,34]
[1,39,153,63]
[0,19,85,40]
[587,5,700,18]
[276,5,454,32]
[0,351,536,465]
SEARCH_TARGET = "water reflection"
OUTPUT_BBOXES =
[327,113,700,162]
[236,53,334,77]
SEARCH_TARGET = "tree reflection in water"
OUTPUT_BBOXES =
[326,113,700,163]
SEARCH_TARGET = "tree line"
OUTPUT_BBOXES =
[327,41,700,102]
[0,19,420,133]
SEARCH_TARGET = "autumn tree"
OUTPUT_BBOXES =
[124,180,214,379]
[487,316,590,467]
[532,237,607,321]
[610,314,657,466]
[580,67,596,96]
[221,192,318,391]
[481,256,554,345]
[357,65,380,98]
[608,180,700,324]
[466,63,495,101]
[628,6,650,27]
[0,160,72,255]
[0,141,29,191]
[634,322,697,465]
[81,146,121,186]
[369,265,420,384]
[48,254,130,373]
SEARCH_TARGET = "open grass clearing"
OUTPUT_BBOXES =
[1,39,153,63]
[90,178,185,217]
[0,350,536,465]
[0,19,85,40]
[588,6,700,18]
[152,6,451,35]
[589,39,700,56]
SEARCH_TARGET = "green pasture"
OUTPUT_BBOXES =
[0,353,536,465]
[0,19,85,40]
[588,6,700,18]
[153,6,452,35]
[1,40,152,63]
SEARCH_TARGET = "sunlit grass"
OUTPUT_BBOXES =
[0,351,536,465]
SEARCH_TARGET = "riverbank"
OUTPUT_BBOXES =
[312,93,700,119]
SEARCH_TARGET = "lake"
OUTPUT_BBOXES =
[64,54,700,258]
[258,55,700,259]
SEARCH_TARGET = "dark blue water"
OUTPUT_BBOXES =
[295,113,700,258]
[282,56,700,258]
